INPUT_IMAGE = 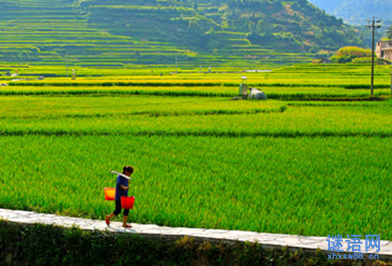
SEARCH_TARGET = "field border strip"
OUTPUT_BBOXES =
[0,208,391,261]
[1,130,392,138]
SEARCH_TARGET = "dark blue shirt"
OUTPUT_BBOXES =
[115,175,129,200]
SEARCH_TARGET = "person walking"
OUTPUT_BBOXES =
[106,166,134,228]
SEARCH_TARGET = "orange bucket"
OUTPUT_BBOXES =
[121,196,135,209]
[104,188,116,201]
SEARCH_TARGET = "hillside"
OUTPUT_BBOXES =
[0,0,363,67]
[308,0,392,26]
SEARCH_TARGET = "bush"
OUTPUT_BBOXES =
[331,46,372,63]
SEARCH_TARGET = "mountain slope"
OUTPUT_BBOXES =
[308,0,392,26]
[0,0,363,67]
[84,0,362,52]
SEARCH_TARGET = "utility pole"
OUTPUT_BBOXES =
[175,54,178,73]
[391,59,392,93]
[388,30,392,93]
[366,17,381,96]
[66,51,68,78]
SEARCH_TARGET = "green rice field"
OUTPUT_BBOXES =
[1,63,392,239]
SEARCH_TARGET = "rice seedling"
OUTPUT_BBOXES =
[1,135,391,238]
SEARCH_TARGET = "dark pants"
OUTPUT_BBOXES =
[113,199,129,216]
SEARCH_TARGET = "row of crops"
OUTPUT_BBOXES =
[0,95,391,136]
[1,63,392,239]
[1,95,391,137]
[1,63,391,89]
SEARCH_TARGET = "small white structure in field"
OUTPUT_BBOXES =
[239,76,248,97]
[248,88,266,100]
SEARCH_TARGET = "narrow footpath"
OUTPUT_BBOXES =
[0,208,390,261]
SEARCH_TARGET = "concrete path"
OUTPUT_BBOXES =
[0,208,391,261]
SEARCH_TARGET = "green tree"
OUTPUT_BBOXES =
[256,20,272,34]
[204,28,220,51]
[192,1,198,11]
[188,20,200,31]
[247,21,255,32]
[330,46,372,63]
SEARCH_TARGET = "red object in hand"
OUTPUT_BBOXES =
[104,188,116,201]
[121,196,135,209]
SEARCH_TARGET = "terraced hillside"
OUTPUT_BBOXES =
[0,0,193,67]
[0,0,363,67]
